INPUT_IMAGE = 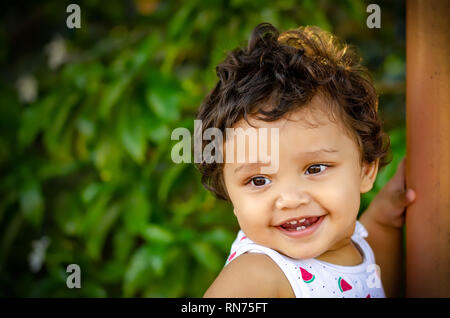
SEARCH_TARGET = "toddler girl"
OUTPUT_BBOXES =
[196,23,415,298]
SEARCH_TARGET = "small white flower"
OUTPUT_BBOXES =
[16,75,38,103]
[45,35,68,70]
[28,236,50,273]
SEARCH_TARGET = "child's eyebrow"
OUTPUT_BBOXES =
[298,148,339,158]
[233,148,339,174]
[293,148,340,161]
[233,162,267,175]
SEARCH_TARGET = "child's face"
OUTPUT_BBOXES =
[222,95,378,259]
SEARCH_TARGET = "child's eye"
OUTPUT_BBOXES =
[248,176,271,187]
[305,164,329,175]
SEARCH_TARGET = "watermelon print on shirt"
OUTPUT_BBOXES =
[225,221,386,298]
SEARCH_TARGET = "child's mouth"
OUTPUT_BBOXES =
[280,216,320,231]
[277,215,325,238]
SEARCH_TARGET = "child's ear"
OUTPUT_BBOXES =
[360,159,379,193]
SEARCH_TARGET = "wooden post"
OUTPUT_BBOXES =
[406,0,450,297]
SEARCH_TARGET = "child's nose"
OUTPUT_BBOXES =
[275,188,311,210]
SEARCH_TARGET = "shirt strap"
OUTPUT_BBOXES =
[226,238,311,298]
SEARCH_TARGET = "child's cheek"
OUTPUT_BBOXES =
[234,195,271,229]
[317,176,361,219]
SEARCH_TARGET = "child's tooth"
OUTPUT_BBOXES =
[299,218,306,223]
[296,226,306,231]
[290,220,298,225]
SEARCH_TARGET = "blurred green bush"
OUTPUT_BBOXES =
[0,0,405,297]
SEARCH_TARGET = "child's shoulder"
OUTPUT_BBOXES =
[203,253,294,297]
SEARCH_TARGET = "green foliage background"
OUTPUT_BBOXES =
[0,0,405,297]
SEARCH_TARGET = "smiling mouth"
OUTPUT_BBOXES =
[278,216,323,232]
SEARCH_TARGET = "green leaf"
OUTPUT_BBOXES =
[124,245,167,297]
[143,114,170,144]
[157,164,187,204]
[113,229,134,263]
[43,93,79,161]
[117,105,147,164]
[81,183,102,204]
[168,3,195,39]
[96,261,126,284]
[18,94,58,149]
[142,247,186,297]
[145,70,181,122]
[0,212,24,264]
[80,281,108,298]
[141,224,175,245]
[19,181,44,229]
[82,192,111,235]
[53,194,82,236]
[99,75,131,119]
[93,135,123,180]
[122,187,152,235]
[202,228,235,252]
[189,241,222,273]
[86,203,121,261]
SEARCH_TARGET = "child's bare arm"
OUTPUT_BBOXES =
[203,253,294,298]
[359,158,416,297]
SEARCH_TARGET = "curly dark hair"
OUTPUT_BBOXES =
[196,22,390,201]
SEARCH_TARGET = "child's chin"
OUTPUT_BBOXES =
[283,249,321,260]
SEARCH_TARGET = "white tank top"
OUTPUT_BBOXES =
[225,221,386,298]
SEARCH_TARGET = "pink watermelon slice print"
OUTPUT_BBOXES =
[338,277,352,292]
[227,251,236,262]
[299,267,315,283]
